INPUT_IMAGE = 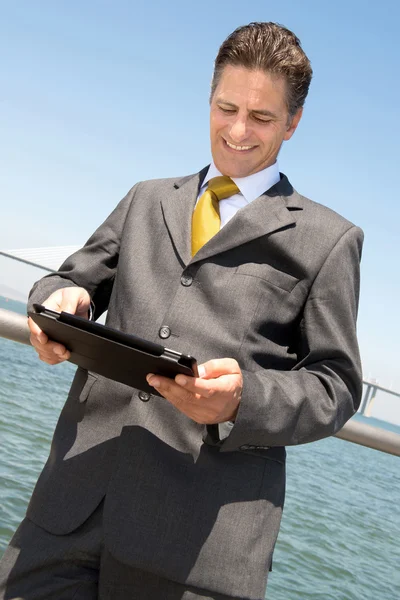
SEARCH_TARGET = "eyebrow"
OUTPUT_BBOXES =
[217,100,278,119]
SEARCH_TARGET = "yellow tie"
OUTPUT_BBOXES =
[191,176,240,256]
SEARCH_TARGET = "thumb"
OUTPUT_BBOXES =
[60,299,75,314]
[59,289,80,315]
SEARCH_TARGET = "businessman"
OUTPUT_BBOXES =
[0,22,363,600]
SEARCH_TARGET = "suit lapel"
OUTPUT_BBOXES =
[160,168,208,266]
[161,170,303,266]
[189,174,303,264]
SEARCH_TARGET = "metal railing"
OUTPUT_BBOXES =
[0,307,31,345]
[1,307,399,457]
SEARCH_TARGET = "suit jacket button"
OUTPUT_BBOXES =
[138,391,151,402]
[181,274,193,286]
[159,326,171,339]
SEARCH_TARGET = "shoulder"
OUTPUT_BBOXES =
[130,165,209,195]
[301,193,356,229]
[132,167,208,194]
[277,174,363,244]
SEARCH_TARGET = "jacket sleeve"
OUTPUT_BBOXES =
[219,225,364,452]
[27,184,139,319]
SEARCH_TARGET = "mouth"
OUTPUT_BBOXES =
[223,139,256,153]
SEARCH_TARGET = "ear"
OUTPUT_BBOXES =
[284,107,303,141]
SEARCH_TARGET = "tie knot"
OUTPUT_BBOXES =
[207,176,240,202]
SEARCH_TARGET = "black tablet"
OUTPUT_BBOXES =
[28,304,198,396]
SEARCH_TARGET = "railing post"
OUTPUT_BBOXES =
[359,384,371,415]
[359,384,375,415]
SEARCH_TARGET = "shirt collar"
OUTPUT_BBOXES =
[202,161,281,204]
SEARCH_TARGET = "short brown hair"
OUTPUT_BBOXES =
[211,22,313,117]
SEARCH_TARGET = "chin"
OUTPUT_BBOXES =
[224,166,254,179]
[213,158,252,179]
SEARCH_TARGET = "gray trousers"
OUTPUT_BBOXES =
[0,502,238,600]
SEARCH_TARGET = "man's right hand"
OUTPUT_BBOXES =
[28,286,91,365]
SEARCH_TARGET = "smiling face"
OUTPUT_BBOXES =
[210,65,303,178]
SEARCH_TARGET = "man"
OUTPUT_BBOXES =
[0,22,363,600]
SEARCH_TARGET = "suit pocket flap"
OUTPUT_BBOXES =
[69,367,98,403]
[235,263,299,292]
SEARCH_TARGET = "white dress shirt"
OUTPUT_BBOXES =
[198,161,281,228]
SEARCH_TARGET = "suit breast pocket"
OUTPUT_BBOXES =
[234,262,299,293]
[233,263,302,368]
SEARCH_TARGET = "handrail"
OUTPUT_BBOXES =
[335,419,400,456]
[0,307,399,456]
[0,307,31,345]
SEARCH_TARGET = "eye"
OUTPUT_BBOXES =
[252,115,271,124]
[218,105,236,114]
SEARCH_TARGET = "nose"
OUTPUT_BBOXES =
[229,115,248,143]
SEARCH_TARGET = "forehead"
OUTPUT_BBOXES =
[214,65,287,111]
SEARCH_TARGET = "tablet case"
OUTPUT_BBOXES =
[28,304,198,396]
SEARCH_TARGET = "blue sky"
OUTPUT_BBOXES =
[1,1,400,423]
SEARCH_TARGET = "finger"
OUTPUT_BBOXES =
[146,374,183,394]
[42,290,64,312]
[28,316,41,337]
[38,354,67,365]
[62,288,91,316]
[36,336,67,354]
[28,318,49,347]
[198,358,240,379]
[59,293,81,315]
[32,337,70,360]
[146,374,194,406]
[174,374,219,398]
[46,344,70,360]
[28,320,48,345]
[45,295,75,315]
[52,343,70,359]
[30,332,47,349]
[38,351,70,364]
[43,288,77,315]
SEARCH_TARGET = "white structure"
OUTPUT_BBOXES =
[0,246,81,272]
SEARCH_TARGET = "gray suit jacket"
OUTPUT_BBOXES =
[27,169,363,599]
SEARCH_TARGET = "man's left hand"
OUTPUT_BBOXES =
[146,358,243,424]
